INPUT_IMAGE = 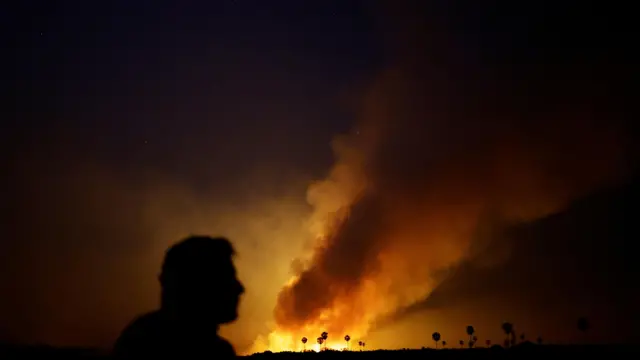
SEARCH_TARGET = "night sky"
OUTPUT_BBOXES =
[3,0,639,353]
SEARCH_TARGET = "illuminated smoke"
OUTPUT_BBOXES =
[258,17,631,356]
[244,3,635,354]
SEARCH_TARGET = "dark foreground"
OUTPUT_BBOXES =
[1,343,637,359]
[248,344,637,359]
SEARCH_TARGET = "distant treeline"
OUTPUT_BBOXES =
[1,343,636,359]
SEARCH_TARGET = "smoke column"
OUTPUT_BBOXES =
[252,2,633,352]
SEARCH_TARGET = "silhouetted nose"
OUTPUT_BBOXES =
[235,278,245,295]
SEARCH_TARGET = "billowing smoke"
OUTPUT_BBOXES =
[268,2,633,344]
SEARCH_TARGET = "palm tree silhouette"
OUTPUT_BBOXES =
[536,336,543,345]
[358,341,363,351]
[442,340,447,348]
[485,339,491,347]
[577,317,589,343]
[520,333,525,343]
[501,322,514,348]
[317,337,323,350]
[321,332,328,350]
[301,337,307,352]
[465,325,475,348]
[466,325,475,341]
[432,332,441,348]
[344,335,350,350]
[459,340,464,348]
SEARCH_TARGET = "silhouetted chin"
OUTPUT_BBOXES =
[217,298,241,324]
[195,300,239,325]
[165,292,240,326]
[218,308,239,325]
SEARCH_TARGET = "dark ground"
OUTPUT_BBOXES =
[248,344,637,359]
[1,343,637,359]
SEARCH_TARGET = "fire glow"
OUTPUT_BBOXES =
[245,27,628,353]
[251,329,362,353]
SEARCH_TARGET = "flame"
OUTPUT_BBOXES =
[245,258,374,354]
[247,302,368,353]
[247,327,361,354]
[244,235,439,354]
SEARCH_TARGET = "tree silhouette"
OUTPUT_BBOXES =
[501,322,514,348]
[301,337,307,352]
[344,335,350,350]
[520,333,525,343]
[466,325,475,338]
[459,340,464,348]
[358,341,363,351]
[442,340,447,347]
[536,336,543,345]
[432,332,441,349]
[485,339,491,347]
[465,326,475,348]
[470,335,477,348]
[321,332,328,350]
[577,318,589,331]
[577,317,589,332]
[577,317,589,343]
[317,337,323,351]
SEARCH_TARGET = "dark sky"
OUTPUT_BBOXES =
[8,0,381,178]
[5,0,384,349]
[3,0,639,353]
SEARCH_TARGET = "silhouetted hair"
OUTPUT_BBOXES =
[159,236,235,286]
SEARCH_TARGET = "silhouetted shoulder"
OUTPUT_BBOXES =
[112,311,164,358]
[113,236,242,359]
[216,337,236,357]
[113,310,236,359]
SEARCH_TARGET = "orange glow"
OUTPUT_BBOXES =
[243,64,628,353]
[247,327,360,354]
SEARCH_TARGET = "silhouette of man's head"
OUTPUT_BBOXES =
[159,236,244,325]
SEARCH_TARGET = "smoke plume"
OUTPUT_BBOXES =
[266,3,632,347]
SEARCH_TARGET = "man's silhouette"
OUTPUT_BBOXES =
[112,236,244,359]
